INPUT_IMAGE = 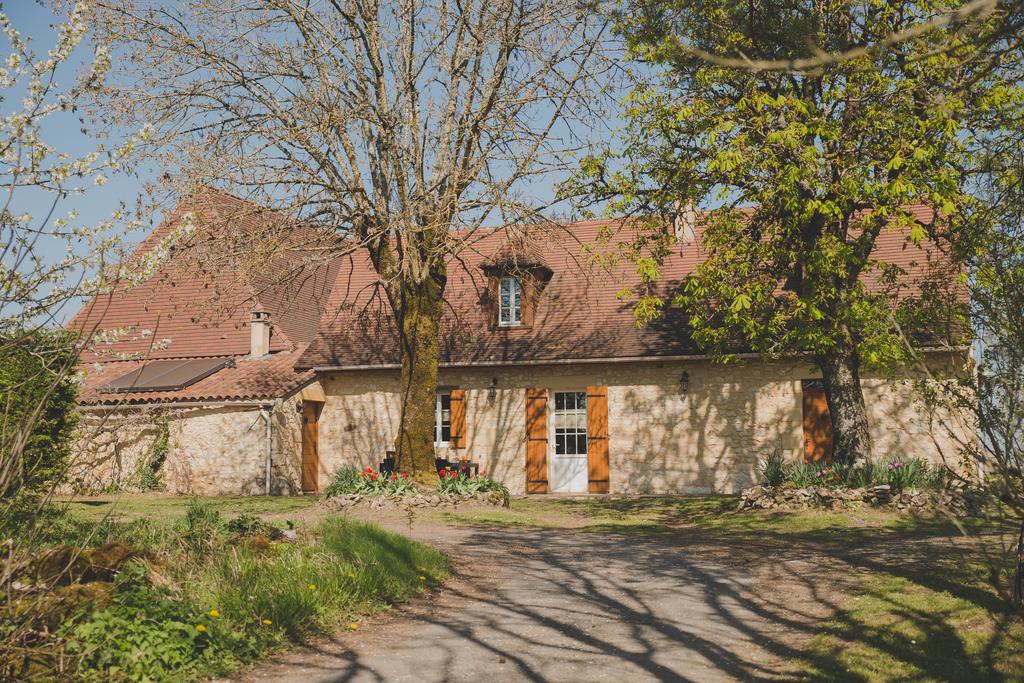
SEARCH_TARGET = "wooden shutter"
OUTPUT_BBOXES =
[801,380,834,463]
[521,276,536,328]
[525,388,549,493]
[587,386,610,493]
[449,389,467,450]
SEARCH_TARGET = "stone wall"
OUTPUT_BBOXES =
[315,353,972,495]
[71,397,303,495]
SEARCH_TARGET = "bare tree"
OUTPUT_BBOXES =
[88,0,610,482]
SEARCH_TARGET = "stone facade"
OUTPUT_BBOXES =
[312,353,972,495]
[71,396,303,495]
[72,354,970,496]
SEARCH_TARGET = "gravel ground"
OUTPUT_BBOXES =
[233,519,821,683]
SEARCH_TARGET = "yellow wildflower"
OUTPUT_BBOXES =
[419,575,426,581]
[209,609,220,618]
[262,619,273,625]
[196,624,206,633]
[348,623,359,630]
[308,583,316,590]
[347,572,355,578]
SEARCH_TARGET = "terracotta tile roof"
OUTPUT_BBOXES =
[69,188,338,363]
[297,206,960,369]
[79,346,313,406]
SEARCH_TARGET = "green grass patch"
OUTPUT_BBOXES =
[799,566,1024,682]
[61,494,318,523]
[440,496,997,540]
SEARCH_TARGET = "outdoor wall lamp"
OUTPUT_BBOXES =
[679,371,690,393]
[487,377,498,403]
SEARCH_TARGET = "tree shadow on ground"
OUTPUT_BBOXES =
[252,517,1023,683]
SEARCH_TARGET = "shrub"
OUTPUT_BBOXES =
[436,471,511,507]
[0,328,80,500]
[758,450,787,486]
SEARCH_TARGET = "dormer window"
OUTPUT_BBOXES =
[499,276,522,327]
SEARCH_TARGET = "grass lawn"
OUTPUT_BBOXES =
[61,493,320,523]
[437,494,995,538]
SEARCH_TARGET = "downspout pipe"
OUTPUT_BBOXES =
[261,404,273,496]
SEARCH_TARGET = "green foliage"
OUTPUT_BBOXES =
[0,328,80,499]
[225,512,283,540]
[436,471,512,507]
[22,509,448,682]
[758,450,787,486]
[324,465,419,497]
[133,419,168,492]
[64,561,250,682]
[570,0,1020,461]
[787,460,821,488]
[774,456,945,491]
[206,517,447,640]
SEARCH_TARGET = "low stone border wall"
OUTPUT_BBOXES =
[738,484,982,516]
[322,490,508,510]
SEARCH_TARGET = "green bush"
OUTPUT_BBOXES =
[758,450,787,486]
[436,471,511,507]
[0,328,80,500]
[225,512,283,540]
[788,460,822,488]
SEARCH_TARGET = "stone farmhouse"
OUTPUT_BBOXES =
[69,189,970,495]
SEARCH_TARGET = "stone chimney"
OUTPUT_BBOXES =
[673,199,697,246]
[250,309,271,358]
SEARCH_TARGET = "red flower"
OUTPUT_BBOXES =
[438,470,446,479]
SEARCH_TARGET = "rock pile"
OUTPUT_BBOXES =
[737,483,982,516]
[322,490,508,511]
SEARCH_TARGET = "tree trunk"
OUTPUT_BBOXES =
[817,325,874,463]
[393,269,446,486]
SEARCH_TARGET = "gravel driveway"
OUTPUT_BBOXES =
[237,523,812,683]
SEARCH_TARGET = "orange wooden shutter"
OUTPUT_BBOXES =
[449,389,467,450]
[587,386,610,493]
[488,276,500,329]
[521,276,536,328]
[525,388,549,493]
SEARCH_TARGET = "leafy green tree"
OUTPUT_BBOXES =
[0,328,80,501]
[576,0,1023,462]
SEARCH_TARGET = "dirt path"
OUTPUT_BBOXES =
[232,518,844,683]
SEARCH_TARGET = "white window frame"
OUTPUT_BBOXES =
[498,276,522,327]
[551,390,588,457]
[434,392,452,447]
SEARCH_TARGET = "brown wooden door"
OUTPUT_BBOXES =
[801,380,833,463]
[301,401,321,493]
[586,386,610,493]
[525,388,549,493]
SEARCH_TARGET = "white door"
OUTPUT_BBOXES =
[550,391,588,493]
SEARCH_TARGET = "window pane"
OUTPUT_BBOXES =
[578,434,587,455]
[554,392,564,410]
[555,434,566,455]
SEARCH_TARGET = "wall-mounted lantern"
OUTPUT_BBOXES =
[487,377,498,403]
[679,370,690,393]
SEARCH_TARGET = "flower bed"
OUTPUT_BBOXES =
[322,465,511,508]
[737,483,983,516]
